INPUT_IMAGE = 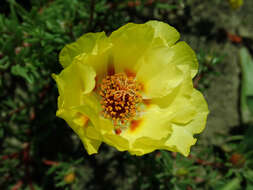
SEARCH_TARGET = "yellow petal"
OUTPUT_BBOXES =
[165,125,197,156]
[165,71,196,124]
[73,94,114,134]
[163,88,208,156]
[130,137,169,155]
[82,138,101,155]
[123,73,207,156]
[109,23,154,73]
[135,40,197,98]
[123,105,172,140]
[170,41,198,78]
[52,61,96,109]
[183,89,209,134]
[59,32,110,68]
[146,20,180,47]
[103,133,130,152]
[74,103,130,152]
[152,69,193,108]
[72,40,112,82]
[57,109,101,155]
[136,46,184,98]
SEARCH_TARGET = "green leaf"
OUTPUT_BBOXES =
[220,178,241,190]
[239,48,253,123]
[0,56,10,70]
[246,183,253,190]
[156,3,178,10]
[11,64,34,83]
[243,170,253,183]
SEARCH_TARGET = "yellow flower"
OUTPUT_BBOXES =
[64,172,76,184]
[52,21,209,156]
[228,0,243,9]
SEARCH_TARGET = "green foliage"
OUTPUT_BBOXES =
[195,50,224,91]
[240,48,253,124]
[0,0,252,190]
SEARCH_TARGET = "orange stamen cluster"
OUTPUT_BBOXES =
[100,73,142,126]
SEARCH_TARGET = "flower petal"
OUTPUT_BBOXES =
[74,102,130,152]
[109,23,154,73]
[52,61,96,109]
[74,103,114,134]
[121,105,173,146]
[151,68,193,109]
[59,32,110,68]
[57,109,101,155]
[169,41,198,78]
[165,125,197,156]
[130,137,168,155]
[182,89,209,134]
[146,20,180,47]
[103,133,130,152]
[136,46,184,98]
[165,71,196,124]
[121,73,208,156]
[163,89,208,156]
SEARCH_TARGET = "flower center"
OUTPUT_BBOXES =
[100,73,142,126]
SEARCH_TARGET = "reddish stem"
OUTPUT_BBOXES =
[11,180,23,190]
[43,159,60,166]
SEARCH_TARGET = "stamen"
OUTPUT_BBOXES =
[100,73,142,130]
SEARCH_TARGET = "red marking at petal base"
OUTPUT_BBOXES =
[93,76,99,91]
[115,128,122,135]
[107,63,115,76]
[139,82,145,92]
[76,112,89,127]
[143,99,152,106]
[125,69,136,78]
[130,119,143,132]
[82,116,89,127]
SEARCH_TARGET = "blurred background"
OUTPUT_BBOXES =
[1,0,253,189]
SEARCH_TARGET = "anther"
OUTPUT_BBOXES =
[99,73,142,128]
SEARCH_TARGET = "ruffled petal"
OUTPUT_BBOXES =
[122,105,172,141]
[151,68,193,109]
[136,46,184,98]
[74,103,114,135]
[57,109,101,155]
[103,133,130,152]
[182,89,209,134]
[130,137,168,155]
[71,41,112,83]
[109,23,154,73]
[59,32,110,68]
[165,125,197,156]
[105,104,172,155]
[146,20,180,47]
[74,102,130,152]
[169,41,198,78]
[164,70,196,124]
[163,87,208,156]
[134,40,197,99]
[52,61,96,109]
[121,73,208,156]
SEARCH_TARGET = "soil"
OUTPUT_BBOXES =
[184,0,253,145]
